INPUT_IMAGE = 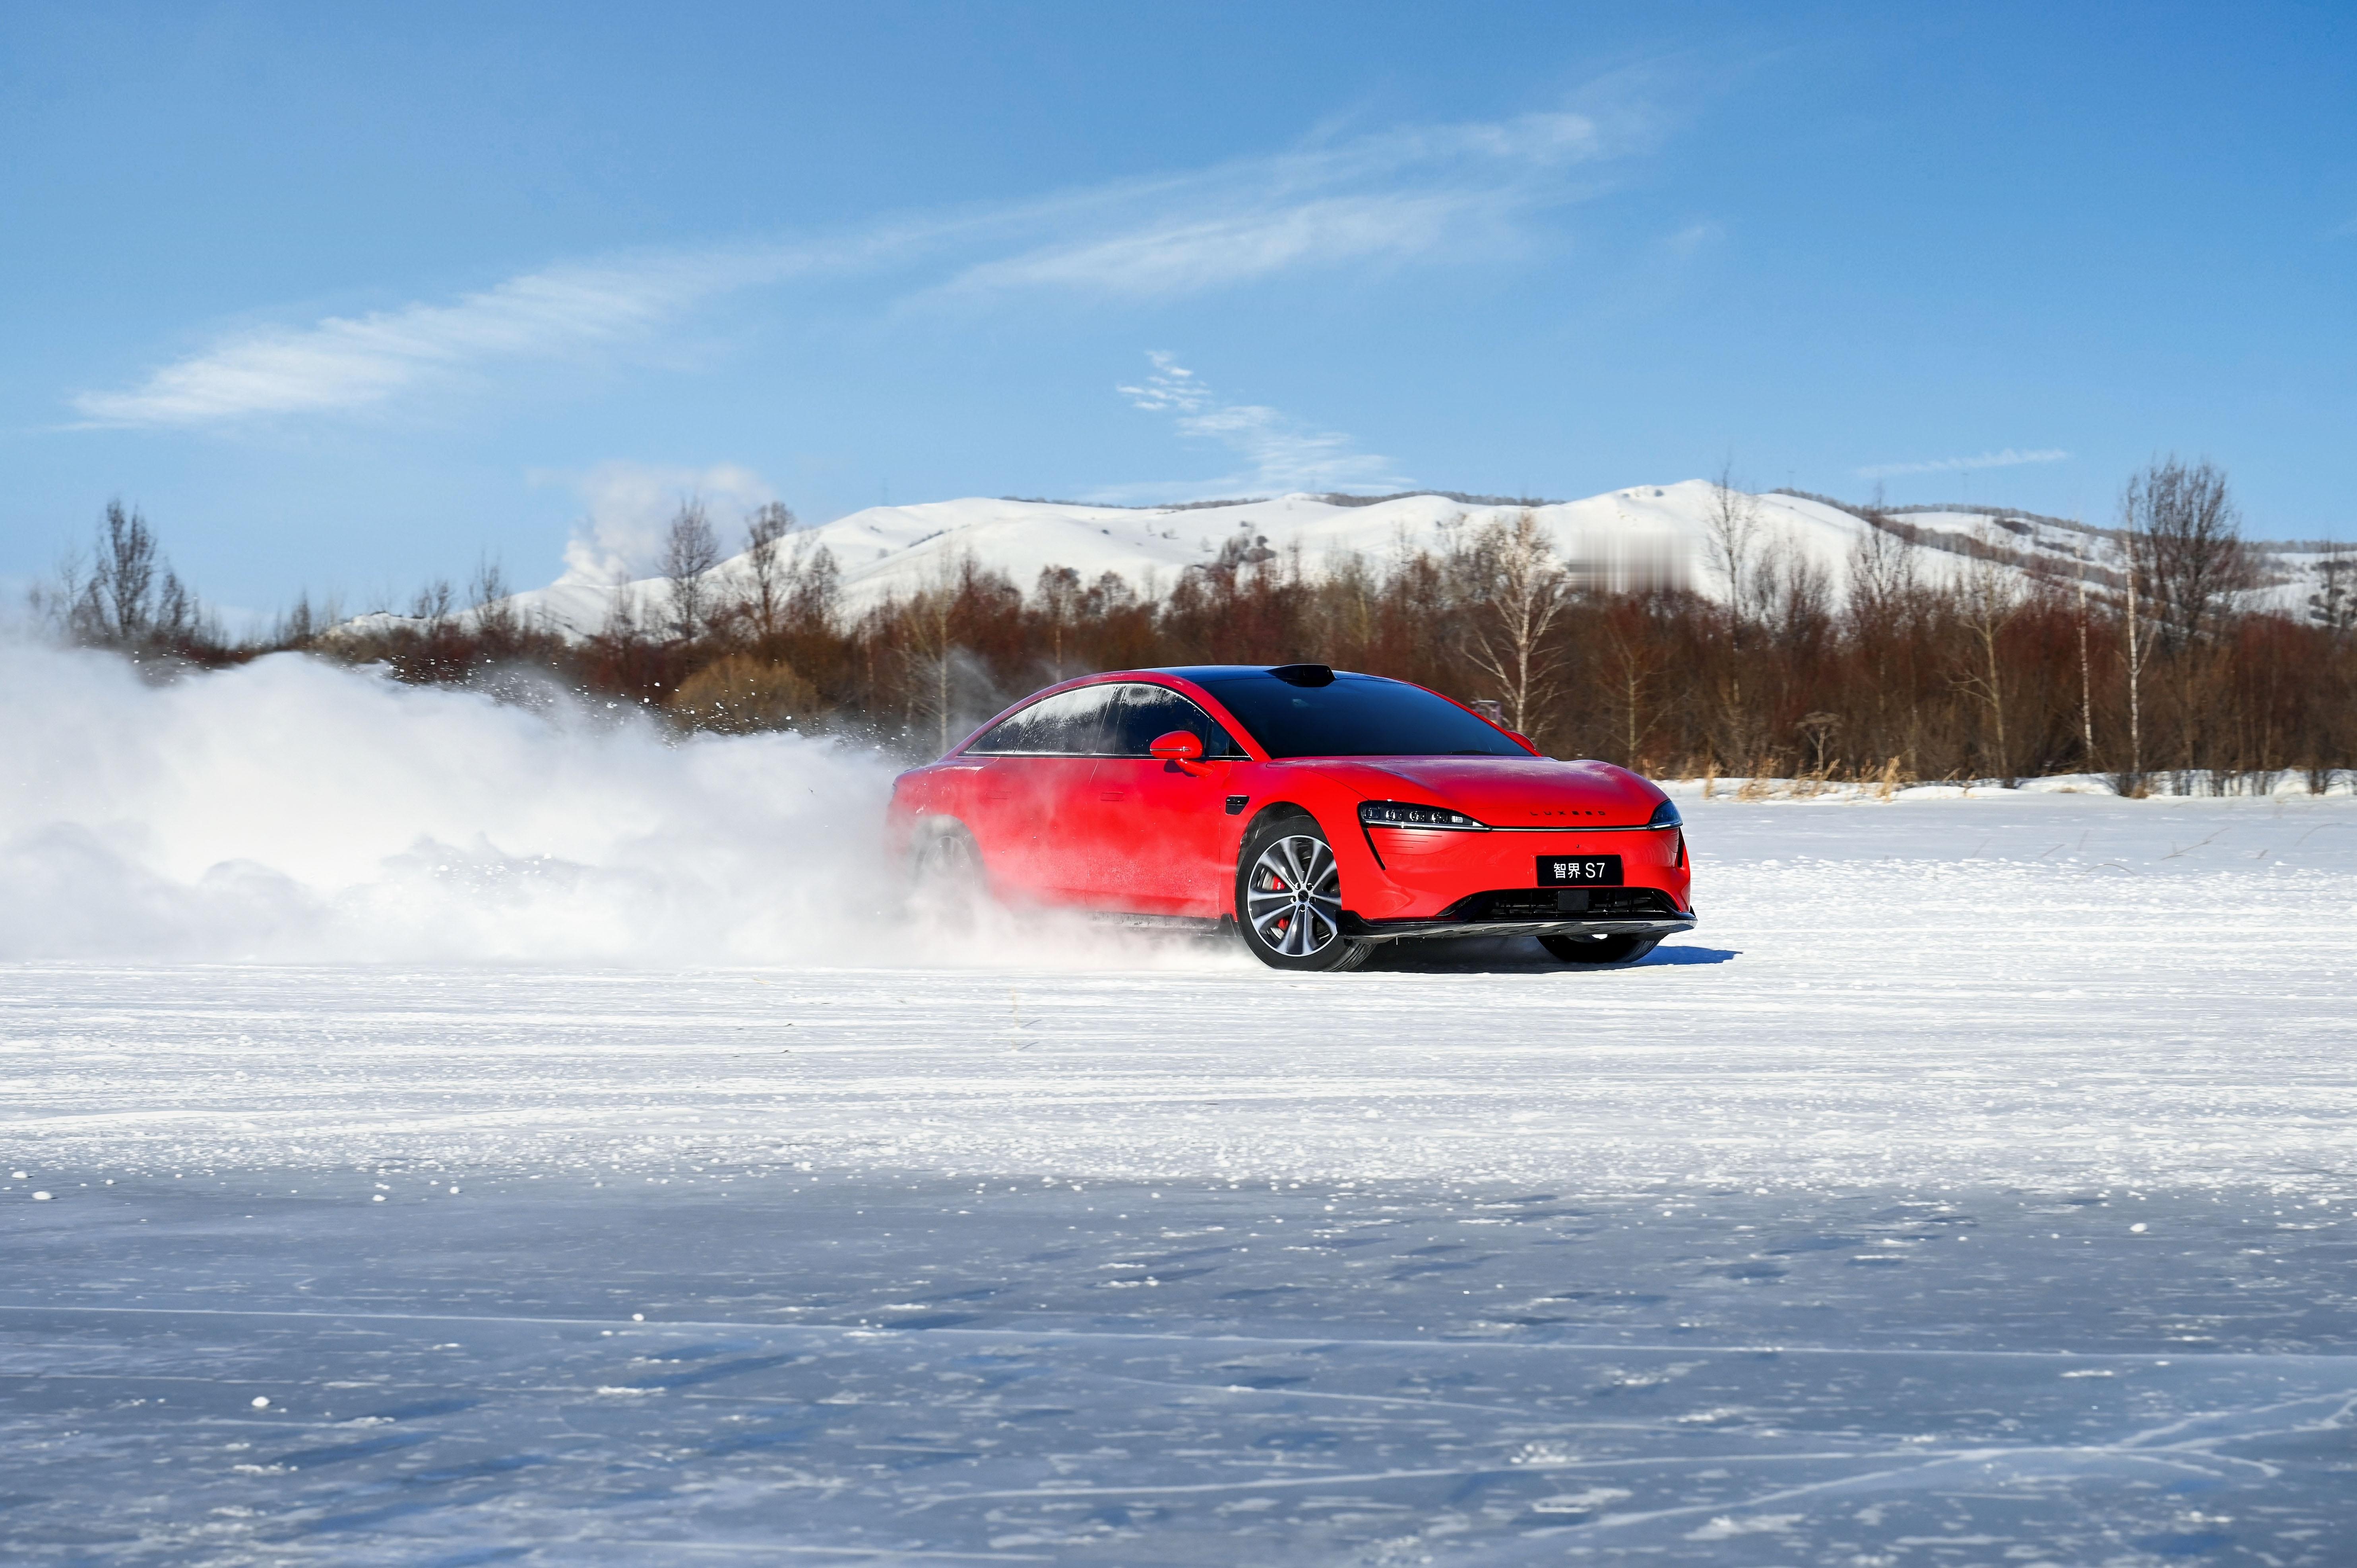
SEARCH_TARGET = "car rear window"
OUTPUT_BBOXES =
[1198,673,1527,759]
[968,684,1116,754]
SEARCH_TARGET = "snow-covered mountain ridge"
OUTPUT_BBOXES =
[360,481,2341,639]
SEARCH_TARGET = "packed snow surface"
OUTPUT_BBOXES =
[6,653,2356,1564]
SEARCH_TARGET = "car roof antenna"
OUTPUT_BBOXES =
[1267,663,1336,686]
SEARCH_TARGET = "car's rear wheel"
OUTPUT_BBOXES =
[1236,816,1371,972]
[1539,931,1661,965]
[909,820,988,921]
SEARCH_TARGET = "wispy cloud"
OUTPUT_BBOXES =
[70,249,821,428]
[1663,219,1723,257]
[1092,352,1405,502]
[72,97,1654,428]
[950,190,1479,299]
[1855,447,2071,480]
[943,109,1621,300]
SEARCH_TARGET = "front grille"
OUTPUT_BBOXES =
[1446,887,1681,922]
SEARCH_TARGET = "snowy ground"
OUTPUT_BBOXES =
[6,791,2357,1565]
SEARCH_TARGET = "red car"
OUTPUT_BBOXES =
[887,664,1694,971]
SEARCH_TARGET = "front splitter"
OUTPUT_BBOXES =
[1347,913,1697,944]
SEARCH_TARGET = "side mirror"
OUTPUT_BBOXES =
[1148,730,1206,762]
[1507,731,1536,750]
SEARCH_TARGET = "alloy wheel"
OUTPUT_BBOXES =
[910,823,987,919]
[1244,834,1344,957]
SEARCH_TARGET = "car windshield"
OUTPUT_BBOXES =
[1198,672,1527,759]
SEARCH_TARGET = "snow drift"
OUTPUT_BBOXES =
[0,642,908,964]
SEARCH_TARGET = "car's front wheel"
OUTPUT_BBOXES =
[1236,815,1372,972]
[1539,932,1661,965]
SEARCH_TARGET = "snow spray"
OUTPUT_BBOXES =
[0,642,1136,967]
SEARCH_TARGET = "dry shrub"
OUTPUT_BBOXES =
[667,655,821,733]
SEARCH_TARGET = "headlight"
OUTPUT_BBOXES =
[1360,801,1486,830]
[1648,799,1682,828]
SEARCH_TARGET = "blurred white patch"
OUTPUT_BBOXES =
[1685,1513,1802,1539]
[0,642,911,965]
[545,460,777,585]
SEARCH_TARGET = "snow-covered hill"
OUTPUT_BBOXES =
[350,481,2339,639]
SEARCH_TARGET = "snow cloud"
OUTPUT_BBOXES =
[0,640,892,964]
[541,460,777,586]
[72,101,1648,428]
[1104,353,1405,500]
[1855,447,2071,480]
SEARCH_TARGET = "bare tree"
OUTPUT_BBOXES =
[788,543,841,634]
[899,553,974,756]
[2072,539,2097,769]
[1951,530,2026,785]
[661,499,723,642]
[1760,535,1833,652]
[2125,457,2250,653]
[1843,520,1925,771]
[2119,521,2150,792]
[1796,711,1840,778]
[411,577,454,627]
[89,500,159,642]
[1035,565,1083,678]
[729,502,839,645]
[55,500,203,651]
[740,502,798,643]
[1698,466,1774,769]
[271,593,320,649]
[2122,456,2253,783]
[2309,541,2356,639]
[1845,517,1920,633]
[1701,461,1765,636]
[1597,594,1664,767]
[471,554,520,655]
[1461,510,1570,740]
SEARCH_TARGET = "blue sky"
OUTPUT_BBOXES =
[5,0,2353,614]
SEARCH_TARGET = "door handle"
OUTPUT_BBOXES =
[1098,790,1127,801]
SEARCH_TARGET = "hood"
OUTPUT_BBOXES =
[1299,756,1666,828]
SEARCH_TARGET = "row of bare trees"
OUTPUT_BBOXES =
[39,502,216,657]
[42,460,2357,791]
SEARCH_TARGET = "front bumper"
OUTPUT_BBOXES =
[1344,884,1696,943]
[1343,822,1692,927]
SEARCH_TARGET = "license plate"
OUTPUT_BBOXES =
[1537,853,1622,886]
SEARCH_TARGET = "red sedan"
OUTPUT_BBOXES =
[887,664,1694,971]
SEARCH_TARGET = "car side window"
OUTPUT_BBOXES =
[970,684,1120,755]
[1103,684,1243,758]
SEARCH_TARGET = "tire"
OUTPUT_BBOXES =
[909,820,988,923]
[1539,931,1662,965]
[1235,814,1372,973]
